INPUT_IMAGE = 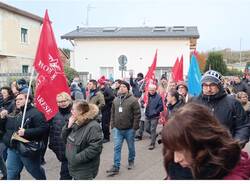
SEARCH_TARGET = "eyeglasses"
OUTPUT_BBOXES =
[202,83,217,89]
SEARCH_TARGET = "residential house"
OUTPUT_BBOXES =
[61,26,199,81]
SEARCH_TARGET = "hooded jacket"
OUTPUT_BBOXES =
[61,104,103,180]
[193,85,250,143]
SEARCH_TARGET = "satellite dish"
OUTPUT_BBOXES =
[118,55,127,66]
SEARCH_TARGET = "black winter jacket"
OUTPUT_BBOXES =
[49,104,72,162]
[0,104,48,148]
[193,86,250,143]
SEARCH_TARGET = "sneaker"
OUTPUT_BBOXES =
[102,139,110,143]
[148,144,155,150]
[106,166,119,176]
[127,161,134,170]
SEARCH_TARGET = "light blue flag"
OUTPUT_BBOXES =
[188,54,202,96]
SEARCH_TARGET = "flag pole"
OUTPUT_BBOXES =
[21,67,35,129]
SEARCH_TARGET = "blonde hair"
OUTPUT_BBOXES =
[56,92,72,102]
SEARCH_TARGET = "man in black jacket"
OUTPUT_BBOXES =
[194,70,250,147]
[98,77,115,143]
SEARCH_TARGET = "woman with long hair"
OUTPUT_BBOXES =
[162,102,250,179]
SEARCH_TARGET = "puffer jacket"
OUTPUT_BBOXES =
[49,104,72,162]
[61,104,103,180]
[193,85,250,143]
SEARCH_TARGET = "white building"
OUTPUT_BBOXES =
[61,26,199,81]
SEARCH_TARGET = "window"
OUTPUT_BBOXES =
[22,65,29,73]
[21,28,28,43]
[100,67,114,79]
[155,67,172,80]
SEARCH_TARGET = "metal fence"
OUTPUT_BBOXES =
[0,73,34,87]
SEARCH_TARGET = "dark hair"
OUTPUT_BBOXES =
[89,79,97,87]
[1,86,14,100]
[168,88,179,101]
[137,73,144,78]
[162,102,241,179]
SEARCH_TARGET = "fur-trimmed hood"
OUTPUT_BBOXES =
[75,103,99,126]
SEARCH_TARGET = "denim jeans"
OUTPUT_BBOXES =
[145,118,159,145]
[6,148,46,180]
[113,128,135,168]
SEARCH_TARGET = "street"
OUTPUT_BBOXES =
[22,132,250,180]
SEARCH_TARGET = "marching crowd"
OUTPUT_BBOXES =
[0,69,250,180]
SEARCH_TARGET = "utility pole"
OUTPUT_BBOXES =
[86,4,95,26]
[240,38,242,65]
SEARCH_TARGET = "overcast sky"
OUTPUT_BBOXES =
[3,0,250,52]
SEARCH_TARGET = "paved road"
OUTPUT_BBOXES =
[21,134,250,180]
[22,133,165,180]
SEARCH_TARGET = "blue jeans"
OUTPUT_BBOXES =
[113,128,135,168]
[6,148,46,180]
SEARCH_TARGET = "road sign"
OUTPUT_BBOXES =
[119,66,127,71]
[118,55,127,66]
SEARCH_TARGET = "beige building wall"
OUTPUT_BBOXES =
[0,8,41,73]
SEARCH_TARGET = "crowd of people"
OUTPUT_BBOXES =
[0,69,250,180]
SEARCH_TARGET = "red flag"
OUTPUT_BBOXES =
[34,10,70,120]
[178,55,184,81]
[143,50,158,105]
[171,57,179,82]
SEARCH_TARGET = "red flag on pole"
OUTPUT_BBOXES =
[178,54,184,81]
[171,57,179,82]
[34,10,70,120]
[143,50,158,105]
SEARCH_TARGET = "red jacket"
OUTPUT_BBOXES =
[224,151,250,180]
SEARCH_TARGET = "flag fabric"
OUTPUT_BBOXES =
[143,50,158,105]
[178,55,184,81]
[188,54,202,96]
[171,57,179,82]
[34,10,70,120]
[171,55,184,82]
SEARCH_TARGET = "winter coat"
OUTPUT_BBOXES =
[87,89,105,111]
[167,99,185,118]
[61,104,103,180]
[167,151,250,180]
[224,151,250,180]
[0,104,48,148]
[49,104,72,162]
[145,92,164,119]
[1,97,15,113]
[193,85,250,143]
[71,82,84,100]
[100,86,115,112]
[233,82,248,93]
[129,77,144,98]
[110,93,141,130]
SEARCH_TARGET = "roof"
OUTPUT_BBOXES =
[61,26,199,40]
[0,2,43,23]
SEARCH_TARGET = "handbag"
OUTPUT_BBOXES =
[16,141,44,158]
